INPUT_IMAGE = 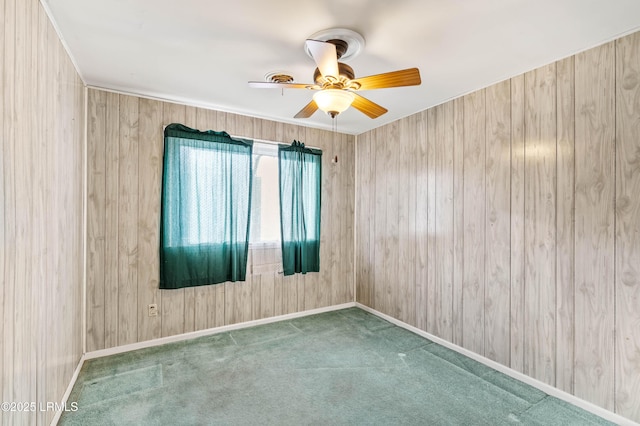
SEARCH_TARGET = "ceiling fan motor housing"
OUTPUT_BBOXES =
[313,62,355,86]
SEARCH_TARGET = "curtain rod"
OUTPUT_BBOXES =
[231,135,321,151]
[162,124,321,150]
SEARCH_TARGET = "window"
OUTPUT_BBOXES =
[159,124,253,289]
[159,125,322,289]
[250,142,281,245]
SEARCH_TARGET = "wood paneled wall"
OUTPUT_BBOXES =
[85,89,355,352]
[1,0,86,424]
[356,32,640,422]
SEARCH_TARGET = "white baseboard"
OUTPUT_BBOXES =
[50,354,86,426]
[356,303,637,426]
[55,303,355,424]
[64,302,635,425]
[85,302,356,360]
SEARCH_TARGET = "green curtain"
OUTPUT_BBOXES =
[160,124,253,289]
[278,140,322,276]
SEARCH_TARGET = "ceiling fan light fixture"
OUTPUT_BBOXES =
[313,89,355,117]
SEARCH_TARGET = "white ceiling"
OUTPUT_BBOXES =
[44,0,640,135]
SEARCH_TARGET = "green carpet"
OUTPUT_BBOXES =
[59,308,613,425]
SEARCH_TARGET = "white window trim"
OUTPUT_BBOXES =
[248,240,281,249]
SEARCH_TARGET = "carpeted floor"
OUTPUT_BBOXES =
[59,308,613,425]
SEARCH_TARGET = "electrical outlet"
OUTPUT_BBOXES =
[148,303,158,317]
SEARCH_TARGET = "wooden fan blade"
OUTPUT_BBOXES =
[294,100,319,119]
[351,93,388,119]
[248,81,318,90]
[306,39,339,78]
[352,68,421,90]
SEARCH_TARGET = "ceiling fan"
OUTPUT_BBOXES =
[248,30,421,119]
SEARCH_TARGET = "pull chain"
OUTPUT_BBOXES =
[332,115,338,153]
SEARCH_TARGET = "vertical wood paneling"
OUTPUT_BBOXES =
[34,12,47,421]
[556,56,576,393]
[0,0,7,415]
[5,3,23,410]
[393,118,413,321]
[355,130,371,306]
[425,108,437,334]
[2,1,85,423]
[14,0,35,409]
[137,97,163,341]
[615,32,640,421]
[87,89,106,352]
[260,272,276,319]
[251,272,262,321]
[510,74,526,373]
[384,121,399,318]
[367,128,377,312]
[451,98,464,346]
[45,14,62,415]
[37,12,54,420]
[435,102,455,341]
[354,29,640,426]
[328,130,353,304]
[344,132,356,303]
[574,42,615,410]
[224,280,241,325]
[462,90,486,354]
[397,113,416,325]
[46,26,60,412]
[282,273,297,315]
[330,130,343,307]
[104,92,120,348]
[247,255,263,320]
[373,127,387,313]
[484,80,511,365]
[441,104,456,335]
[86,91,355,352]
[117,95,139,346]
[340,131,352,303]
[406,114,417,327]
[524,63,556,385]
[40,14,57,419]
[415,111,428,331]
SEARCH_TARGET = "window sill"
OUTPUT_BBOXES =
[249,241,281,250]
